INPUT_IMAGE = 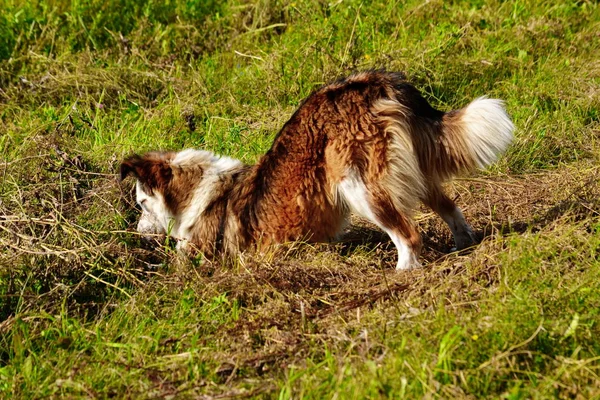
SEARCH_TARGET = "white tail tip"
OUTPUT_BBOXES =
[461,97,515,168]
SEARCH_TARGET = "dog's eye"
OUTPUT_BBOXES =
[139,199,149,212]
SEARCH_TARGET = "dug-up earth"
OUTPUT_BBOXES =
[1,141,599,394]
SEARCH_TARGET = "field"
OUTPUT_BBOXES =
[1,0,600,398]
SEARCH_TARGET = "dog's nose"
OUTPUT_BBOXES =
[137,210,165,243]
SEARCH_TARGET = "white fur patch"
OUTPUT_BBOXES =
[172,149,243,172]
[171,150,243,241]
[460,97,515,168]
[136,181,173,234]
[339,170,419,270]
[338,172,378,221]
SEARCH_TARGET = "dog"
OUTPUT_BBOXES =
[120,71,514,270]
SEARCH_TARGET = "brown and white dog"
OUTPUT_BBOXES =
[120,71,514,270]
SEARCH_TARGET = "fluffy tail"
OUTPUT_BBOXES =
[442,97,514,172]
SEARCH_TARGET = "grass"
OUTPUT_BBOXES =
[1,0,600,398]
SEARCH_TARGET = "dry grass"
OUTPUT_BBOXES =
[2,138,599,396]
[2,0,600,397]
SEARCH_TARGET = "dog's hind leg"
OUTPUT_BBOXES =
[339,174,421,270]
[423,183,477,251]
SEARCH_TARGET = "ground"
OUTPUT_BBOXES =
[1,0,600,398]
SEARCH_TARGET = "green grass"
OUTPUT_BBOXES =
[1,0,600,398]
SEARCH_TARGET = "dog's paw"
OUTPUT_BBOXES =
[395,254,422,271]
[453,228,477,251]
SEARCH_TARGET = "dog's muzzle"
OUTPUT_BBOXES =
[137,210,165,243]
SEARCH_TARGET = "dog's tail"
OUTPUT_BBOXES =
[434,97,514,179]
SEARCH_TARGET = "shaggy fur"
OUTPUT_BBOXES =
[120,70,514,269]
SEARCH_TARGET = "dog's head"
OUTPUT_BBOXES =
[120,149,245,242]
[120,152,177,239]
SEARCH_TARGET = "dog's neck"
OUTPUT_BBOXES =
[174,146,312,254]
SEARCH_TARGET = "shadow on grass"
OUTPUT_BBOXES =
[337,193,599,262]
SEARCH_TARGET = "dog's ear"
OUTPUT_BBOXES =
[120,153,173,194]
[120,154,142,181]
